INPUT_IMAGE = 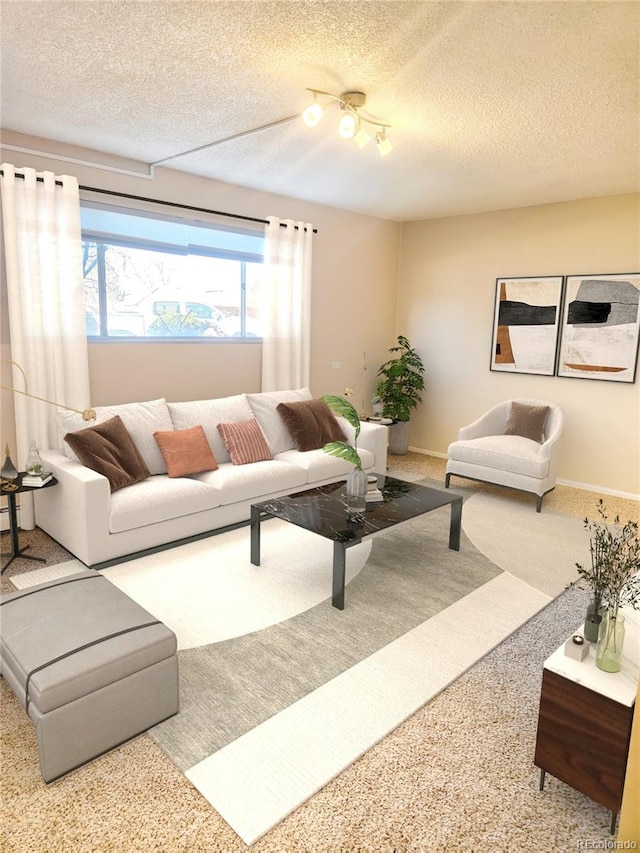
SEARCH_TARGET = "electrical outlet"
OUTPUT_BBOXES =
[331,361,341,369]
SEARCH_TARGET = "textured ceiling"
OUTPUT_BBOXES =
[1,0,639,220]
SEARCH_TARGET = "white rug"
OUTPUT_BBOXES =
[11,521,372,649]
[13,493,588,846]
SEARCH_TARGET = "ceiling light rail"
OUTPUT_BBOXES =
[302,88,393,156]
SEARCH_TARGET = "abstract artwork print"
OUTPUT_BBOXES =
[557,273,640,383]
[490,276,564,375]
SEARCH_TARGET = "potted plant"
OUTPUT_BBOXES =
[321,394,367,514]
[376,335,425,455]
[576,500,640,672]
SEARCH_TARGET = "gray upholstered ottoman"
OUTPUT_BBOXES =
[0,570,178,782]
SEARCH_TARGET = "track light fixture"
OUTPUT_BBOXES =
[302,89,393,154]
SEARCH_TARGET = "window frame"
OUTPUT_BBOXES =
[81,204,264,343]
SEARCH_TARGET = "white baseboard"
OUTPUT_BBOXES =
[407,446,640,501]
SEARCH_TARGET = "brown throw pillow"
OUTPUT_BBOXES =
[503,402,550,444]
[217,418,273,465]
[276,399,347,452]
[153,425,218,477]
[64,415,150,492]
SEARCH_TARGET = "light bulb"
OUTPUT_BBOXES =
[302,102,324,128]
[376,131,393,156]
[353,127,372,149]
[338,111,356,139]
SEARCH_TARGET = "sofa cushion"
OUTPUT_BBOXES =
[246,388,312,454]
[64,415,151,492]
[58,398,173,475]
[276,398,347,451]
[194,460,306,505]
[167,395,253,464]
[217,419,273,465]
[503,401,550,444]
[276,447,375,482]
[153,426,218,477]
[109,475,222,533]
[447,435,550,479]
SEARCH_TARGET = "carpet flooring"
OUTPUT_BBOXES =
[1,454,638,851]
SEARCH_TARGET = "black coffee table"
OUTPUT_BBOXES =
[250,473,463,610]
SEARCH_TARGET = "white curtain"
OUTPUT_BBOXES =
[1,163,90,528]
[261,216,313,391]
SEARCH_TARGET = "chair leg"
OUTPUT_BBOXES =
[445,473,451,489]
[536,494,543,512]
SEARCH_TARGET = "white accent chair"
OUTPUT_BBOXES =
[445,399,564,512]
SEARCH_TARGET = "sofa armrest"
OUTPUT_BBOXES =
[33,451,111,566]
[337,418,388,472]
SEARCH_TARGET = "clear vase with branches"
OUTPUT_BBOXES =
[576,499,640,671]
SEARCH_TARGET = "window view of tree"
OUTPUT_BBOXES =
[82,225,263,339]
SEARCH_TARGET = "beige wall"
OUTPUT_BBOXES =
[3,133,639,495]
[0,132,400,451]
[398,194,640,496]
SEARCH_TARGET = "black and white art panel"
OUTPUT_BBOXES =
[557,273,640,383]
[490,276,564,376]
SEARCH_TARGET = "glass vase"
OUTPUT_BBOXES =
[596,611,625,673]
[583,597,604,643]
[345,467,367,515]
[25,440,44,476]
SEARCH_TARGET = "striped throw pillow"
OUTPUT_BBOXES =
[216,419,273,465]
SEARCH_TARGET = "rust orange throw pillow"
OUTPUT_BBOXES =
[153,425,218,477]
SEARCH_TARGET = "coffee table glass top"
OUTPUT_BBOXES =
[252,473,460,543]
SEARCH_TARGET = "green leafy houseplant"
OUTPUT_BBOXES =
[376,335,425,422]
[321,394,362,467]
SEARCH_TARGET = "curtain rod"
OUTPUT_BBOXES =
[0,171,317,233]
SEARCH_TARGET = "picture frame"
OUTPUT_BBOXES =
[557,272,640,383]
[490,275,564,376]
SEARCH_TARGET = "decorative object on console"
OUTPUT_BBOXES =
[557,273,640,383]
[376,335,425,455]
[563,633,589,661]
[575,499,640,672]
[321,394,367,514]
[1,444,19,491]
[490,276,564,376]
[302,89,393,156]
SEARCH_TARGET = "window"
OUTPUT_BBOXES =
[81,203,264,339]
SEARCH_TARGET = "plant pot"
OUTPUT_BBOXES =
[596,611,625,673]
[389,421,410,455]
[583,598,604,643]
[345,467,367,515]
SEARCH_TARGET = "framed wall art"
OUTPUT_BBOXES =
[557,273,640,383]
[490,275,564,376]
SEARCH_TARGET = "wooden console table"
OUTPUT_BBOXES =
[534,610,639,834]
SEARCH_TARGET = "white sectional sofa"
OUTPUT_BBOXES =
[34,388,388,567]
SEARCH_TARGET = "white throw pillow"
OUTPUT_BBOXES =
[246,388,312,455]
[167,395,254,464]
[57,399,174,475]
